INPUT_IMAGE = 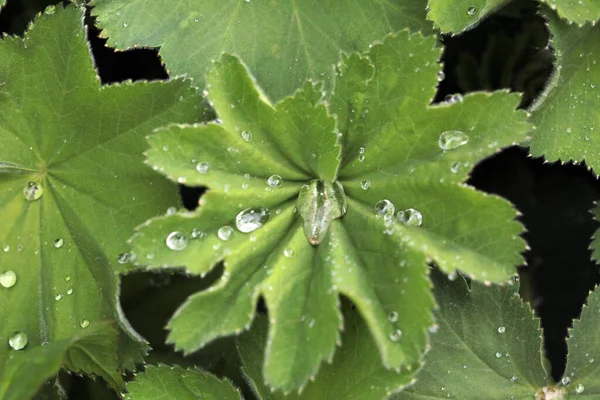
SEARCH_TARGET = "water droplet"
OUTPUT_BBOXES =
[510,375,518,382]
[450,162,461,173]
[9,332,28,350]
[389,329,402,342]
[495,352,502,358]
[397,208,423,227]
[561,376,571,385]
[0,270,17,288]
[437,70,445,81]
[235,207,271,233]
[23,182,43,201]
[444,94,464,104]
[166,231,189,251]
[123,22,129,28]
[3,245,9,252]
[360,179,371,190]
[388,311,398,322]
[297,180,348,245]
[117,252,132,264]
[218,226,233,241]
[45,5,56,15]
[66,288,73,295]
[284,248,294,257]
[498,326,506,334]
[80,319,90,328]
[166,207,177,215]
[375,200,395,218]
[55,294,62,301]
[358,155,365,162]
[439,131,468,151]
[241,131,252,142]
[576,383,585,394]
[191,229,205,239]
[65,276,71,282]
[267,175,283,188]
[467,6,476,15]
[196,161,210,174]
[54,238,64,248]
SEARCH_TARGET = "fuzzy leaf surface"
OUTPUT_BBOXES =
[124,365,241,400]
[0,5,200,387]
[90,0,430,100]
[239,311,415,400]
[529,8,600,171]
[393,272,549,399]
[427,0,510,33]
[0,324,118,400]
[130,31,531,392]
[540,0,600,25]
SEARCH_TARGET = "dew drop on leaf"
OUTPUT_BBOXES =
[3,245,9,252]
[218,226,234,241]
[80,319,90,328]
[166,207,177,215]
[44,5,56,15]
[444,94,464,104]
[241,130,252,142]
[375,199,395,218]
[54,238,64,248]
[510,375,518,382]
[498,326,506,334]
[267,174,283,188]
[437,70,445,82]
[165,231,189,251]
[360,179,371,190]
[389,329,402,342]
[297,180,348,245]
[23,182,43,201]
[388,311,398,322]
[0,270,17,288]
[66,288,73,295]
[284,248,294,257]
[561,377,571,385]
[576,384,585,394]
[196,161,210,174]
[117,252,132,264]
[467,6,476,15]
[191,229,205,239]
[55,294,62,301]
[450,161,461,173]
[8,332,28,350]
[397,208,423,227]
[495,352,502,358]
[438,130,468,151]
[235,207,271,233]
[65,276,71,282]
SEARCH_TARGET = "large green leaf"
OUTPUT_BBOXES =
[427,0,510,33]
[239,310,415,400]
[540,0,600,25]
[124,365,241,400]
[130,30,531,391]
[393,272,550,399]
[0,4,200,389]
[90,0,430,101]
[0,323,119,400]
[529,8,600,172]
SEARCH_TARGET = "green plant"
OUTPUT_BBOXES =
[1,1,599,399]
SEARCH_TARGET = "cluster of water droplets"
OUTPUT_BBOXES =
[375,199,423,235]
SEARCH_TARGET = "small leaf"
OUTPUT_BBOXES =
[131,31,531,392]
[0,323,119,400]
[427,0,511,34]
[540,0,600,25]
[529,7,600,171]
[393,271,550,399]
[124,364,241,400]
[0,5,200,386]
[238,310,415,400]
[90,0,431,100]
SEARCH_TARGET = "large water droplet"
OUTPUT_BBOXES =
[218,226,234,241]
[375,200,395,218]
[196,161,210,174]
[9,332,28,350]
[388,311,398,322]
[3,245,9,252]
[576,384,585,394]
[498,326,506,334]
[0,270,17,288]
[267,175,283,188]
[54,238,64,248]
[297,180,348,245]
[235,207,270,233]
[397,208,423,227]
[561,377,571,386]
[23,182,43,201]
[80,319,90,328]
[389,329,402,342]
[439,131,468,151]
[241,131,252,142]
[166,231,189,251]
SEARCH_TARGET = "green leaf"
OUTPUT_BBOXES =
[124,365,241,400]
[0,4,200,388]
[427,0,511,34]
[130,31,530,391]
[540,0,600,25]
[561,287,600,396]
[393,272,550,399]
[239,310,415,400]
[90,0,431,100]
[529,8,600,172]
[0,323,119,400]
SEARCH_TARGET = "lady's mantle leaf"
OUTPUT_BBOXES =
[90,0,430,100]
[0,323,118,400]
[124,365,241,400]
[529,8,600,173]
[393,272,550,399]
[427,0,511,34]
[540,0,600,25]
[238,311,415,400]
[0,5,200,388]
[130,31,530,391]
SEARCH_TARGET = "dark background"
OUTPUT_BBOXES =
[1,0,599,397]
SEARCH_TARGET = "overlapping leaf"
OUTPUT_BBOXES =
[90,0,431,100]
[427,0,511,33]
[540,0,600,25]
[124,365,241,400]
[0,5,200,389]
[239,311,415,400]
[130,30,531,391]
[529,7,600,173]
